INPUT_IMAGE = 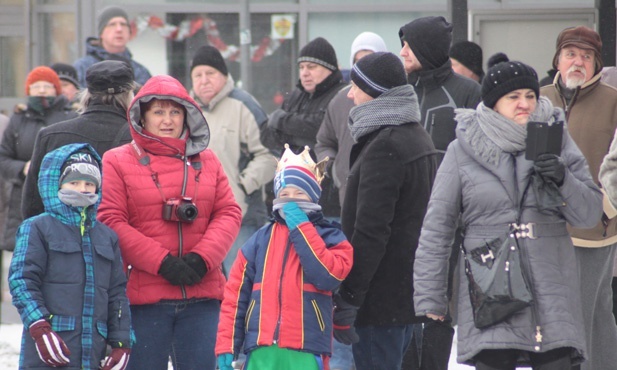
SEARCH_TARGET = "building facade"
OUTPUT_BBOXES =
[0,0,611,115]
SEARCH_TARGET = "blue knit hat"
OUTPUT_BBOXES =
[274,166,321,203]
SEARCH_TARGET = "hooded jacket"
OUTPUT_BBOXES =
[0,96,76,251]
[98,75,242,305]
[414,106,601,365]
[9,143,131,370]
[541,72,617,246]
[73,37,152,87]
[399,17,481,162]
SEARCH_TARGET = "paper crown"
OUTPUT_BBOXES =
[276,144,329,184]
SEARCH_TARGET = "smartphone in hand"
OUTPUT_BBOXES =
[525,121,563,161]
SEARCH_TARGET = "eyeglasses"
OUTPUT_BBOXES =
[29,83,55,91]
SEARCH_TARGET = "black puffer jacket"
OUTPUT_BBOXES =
[0,96,76,250]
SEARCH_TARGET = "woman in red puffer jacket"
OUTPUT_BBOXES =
[98,74,242,370]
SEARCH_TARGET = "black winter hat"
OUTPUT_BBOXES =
[297,37,338,71]
[487,52,509,70]
[482,60,539,109]
[449,41,484,79]
[86,60,134,94]
[97,6,130,37]
[399,16,452,70]
[190,45,228,75]
[60,152,101,189]
[50,63,80,89]
[351,52,407,98]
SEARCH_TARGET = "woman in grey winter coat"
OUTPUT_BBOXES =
[414,60,602,369]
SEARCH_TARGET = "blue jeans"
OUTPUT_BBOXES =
[330,340,355,369]
[223,223,259,277]
[127,299,220,370]
[352,324,415,370]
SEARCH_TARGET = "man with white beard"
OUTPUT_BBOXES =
[542,26,617,370]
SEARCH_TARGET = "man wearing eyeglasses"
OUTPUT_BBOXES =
[0,66,76,252]
[73,6,151,87]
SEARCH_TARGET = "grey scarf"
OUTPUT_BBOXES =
[348,85,421,142]
[456,96,556,165]
[272,198,322,220]
[58,189,99,207]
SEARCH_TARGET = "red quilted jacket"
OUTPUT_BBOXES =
[98,75,242,305]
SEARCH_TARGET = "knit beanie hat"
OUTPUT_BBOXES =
[399,16,452,70]
[274,165,322,203]
[97,6,130,37]
[350,52,407,98]
[450,41,484,79]
[59,152,101,189]
[190,45,228,75]
[50,63,80,89]
[25,66,62,96]
[482,60,539,109]
[552,26,603,74]
[86,60,134,94]
[298,37,338,71]
[349,32,388,67]
[487,52,509,70]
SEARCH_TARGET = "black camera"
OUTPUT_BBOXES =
[162,197,198,223]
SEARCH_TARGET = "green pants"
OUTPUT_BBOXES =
[245,344,322,370]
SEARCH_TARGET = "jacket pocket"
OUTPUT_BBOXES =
[96,321,108,339]
[50,315,76,332]
[245,299,256,329]
[311,300,325,332]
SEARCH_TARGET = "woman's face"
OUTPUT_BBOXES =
[141,99,185,138]
[493,88,537,126]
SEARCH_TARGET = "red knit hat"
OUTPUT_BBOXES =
[25,66,62,96]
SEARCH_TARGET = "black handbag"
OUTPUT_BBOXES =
[462,182,533,329]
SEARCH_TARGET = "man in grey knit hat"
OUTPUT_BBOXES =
[73,5,151,87]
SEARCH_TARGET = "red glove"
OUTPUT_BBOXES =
[100,347,131,370]
[29,319,71,367]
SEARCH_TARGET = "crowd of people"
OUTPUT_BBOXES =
[2,4,617,370]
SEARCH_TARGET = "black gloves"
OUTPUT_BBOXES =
[333,293,360,345]
[182,252,208,279]
[534,153,566,186]
[158,254,201,286]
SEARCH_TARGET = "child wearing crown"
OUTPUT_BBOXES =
[215,144,353,370]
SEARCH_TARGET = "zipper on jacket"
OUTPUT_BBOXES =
[311,300,325,332]
[512,156,543,351]
[274,238,292,343]
[179,156,190,299]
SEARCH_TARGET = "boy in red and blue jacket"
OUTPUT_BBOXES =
[216,145,353,370]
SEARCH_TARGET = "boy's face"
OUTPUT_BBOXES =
[61,180,97,194]
[278,186,311,202]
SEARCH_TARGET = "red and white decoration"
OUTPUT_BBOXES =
[130,15,284,62]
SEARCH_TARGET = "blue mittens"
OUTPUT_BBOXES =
[283,201,309,230]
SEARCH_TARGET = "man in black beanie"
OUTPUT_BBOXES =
[188,44,275,283]
[449,41,484,83]
[398,16,482,370]
[333,51,438,370]
[73,6,151,87]
[261,36,347,220]
[22,60,136,219]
